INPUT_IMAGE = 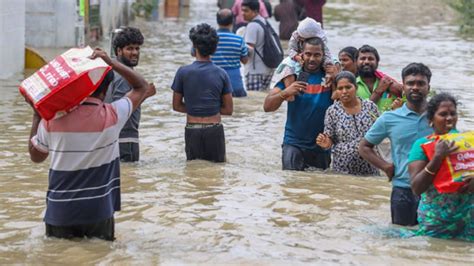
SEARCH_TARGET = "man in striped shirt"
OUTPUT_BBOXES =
[27,48,155,241]
[211,8,249,97]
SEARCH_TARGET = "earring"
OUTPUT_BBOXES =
[429,122,433,127]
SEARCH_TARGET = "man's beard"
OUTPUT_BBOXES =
[118,56,138,67]
[406,92,425,104]
[358,65,375,78]
[304,61,322,73]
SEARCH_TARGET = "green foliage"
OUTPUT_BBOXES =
[131,0,156,19]
[447,0,474,34]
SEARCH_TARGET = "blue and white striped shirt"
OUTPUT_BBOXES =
[211,29,248,70]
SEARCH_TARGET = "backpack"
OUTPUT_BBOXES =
[251,19,283,69]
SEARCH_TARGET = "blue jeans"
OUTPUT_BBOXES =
[391,186,420,226]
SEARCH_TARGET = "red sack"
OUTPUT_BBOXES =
[421,132,474,193]
[19,46,111,120]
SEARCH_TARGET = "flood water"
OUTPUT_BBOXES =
[0,0,473,264]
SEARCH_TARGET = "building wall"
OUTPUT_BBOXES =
[0,0,26,79]
[25,0,77,48]
[100,0,133,36]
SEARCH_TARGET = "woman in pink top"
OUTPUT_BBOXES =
[232,0,269,32]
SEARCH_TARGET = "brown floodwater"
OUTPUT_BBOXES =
[0,0,473,264]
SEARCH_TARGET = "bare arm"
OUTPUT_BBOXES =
[263,81,307,112]
[409,140,458,195]
[240,55,249,64]
[371,76,403,103]
[246,43,255,57]
[90,48,153,112]
[389,81,403,97]
[220,93,233,115]
[172,92,186,113]
[359,138,394,181]
[28,113,48,163]
[409,160,434,196]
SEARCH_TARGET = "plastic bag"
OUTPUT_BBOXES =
[19,46,111,120]
[421,132,474,193]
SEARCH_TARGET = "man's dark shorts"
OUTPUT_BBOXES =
[391,186,420,226]
[119,142,139,162]
[185,123,226,162]
[282,144,331,171]
[46,217,115,241]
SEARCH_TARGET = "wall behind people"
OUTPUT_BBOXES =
[100,0,133,34]
[0,0,25,79]
[25,0,132,48]
[25,0,76,47]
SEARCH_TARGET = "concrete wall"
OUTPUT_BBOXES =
[25,0,77,48]
[0,0,26,79]
[100,0,133,36]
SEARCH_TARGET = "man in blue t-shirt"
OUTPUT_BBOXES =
[263,37,333,170]
[171,23,233,162]
[359,63,433,226]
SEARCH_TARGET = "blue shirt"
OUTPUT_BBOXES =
[171,61,233,117]
[276,71,333,152]
[211,29,248,70]
[364,103,433,188]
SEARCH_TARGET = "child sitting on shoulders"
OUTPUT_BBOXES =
[274,17,336,91]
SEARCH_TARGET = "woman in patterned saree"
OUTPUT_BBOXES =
[316,71,379,175]
[408,93,473,241]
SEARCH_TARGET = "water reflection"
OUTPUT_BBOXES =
[0,0,473,264]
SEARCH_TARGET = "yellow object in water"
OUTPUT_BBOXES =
[25,47,46,70]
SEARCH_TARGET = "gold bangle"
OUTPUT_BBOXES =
[279,91,287,100]
[424,166,436,176]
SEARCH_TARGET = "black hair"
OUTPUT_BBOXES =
[113,27,144,56]
[357,45,380,62]
[189,23,219,57]
[339,46,358,62]
[242,0,260,12]
[335,71,357,87]
[426,93,457,121]
[216,9,233,26]
[91,70,114,97]
[401,62,432,83]
[302,36,325,52]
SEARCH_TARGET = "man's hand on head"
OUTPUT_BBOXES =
[89,48,113,66]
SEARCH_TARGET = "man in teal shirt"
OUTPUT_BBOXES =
[359,63,433,226]
[356,45,403,112]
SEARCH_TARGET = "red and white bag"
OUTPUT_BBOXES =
[421,132,474,193]
[19,46,111,120]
